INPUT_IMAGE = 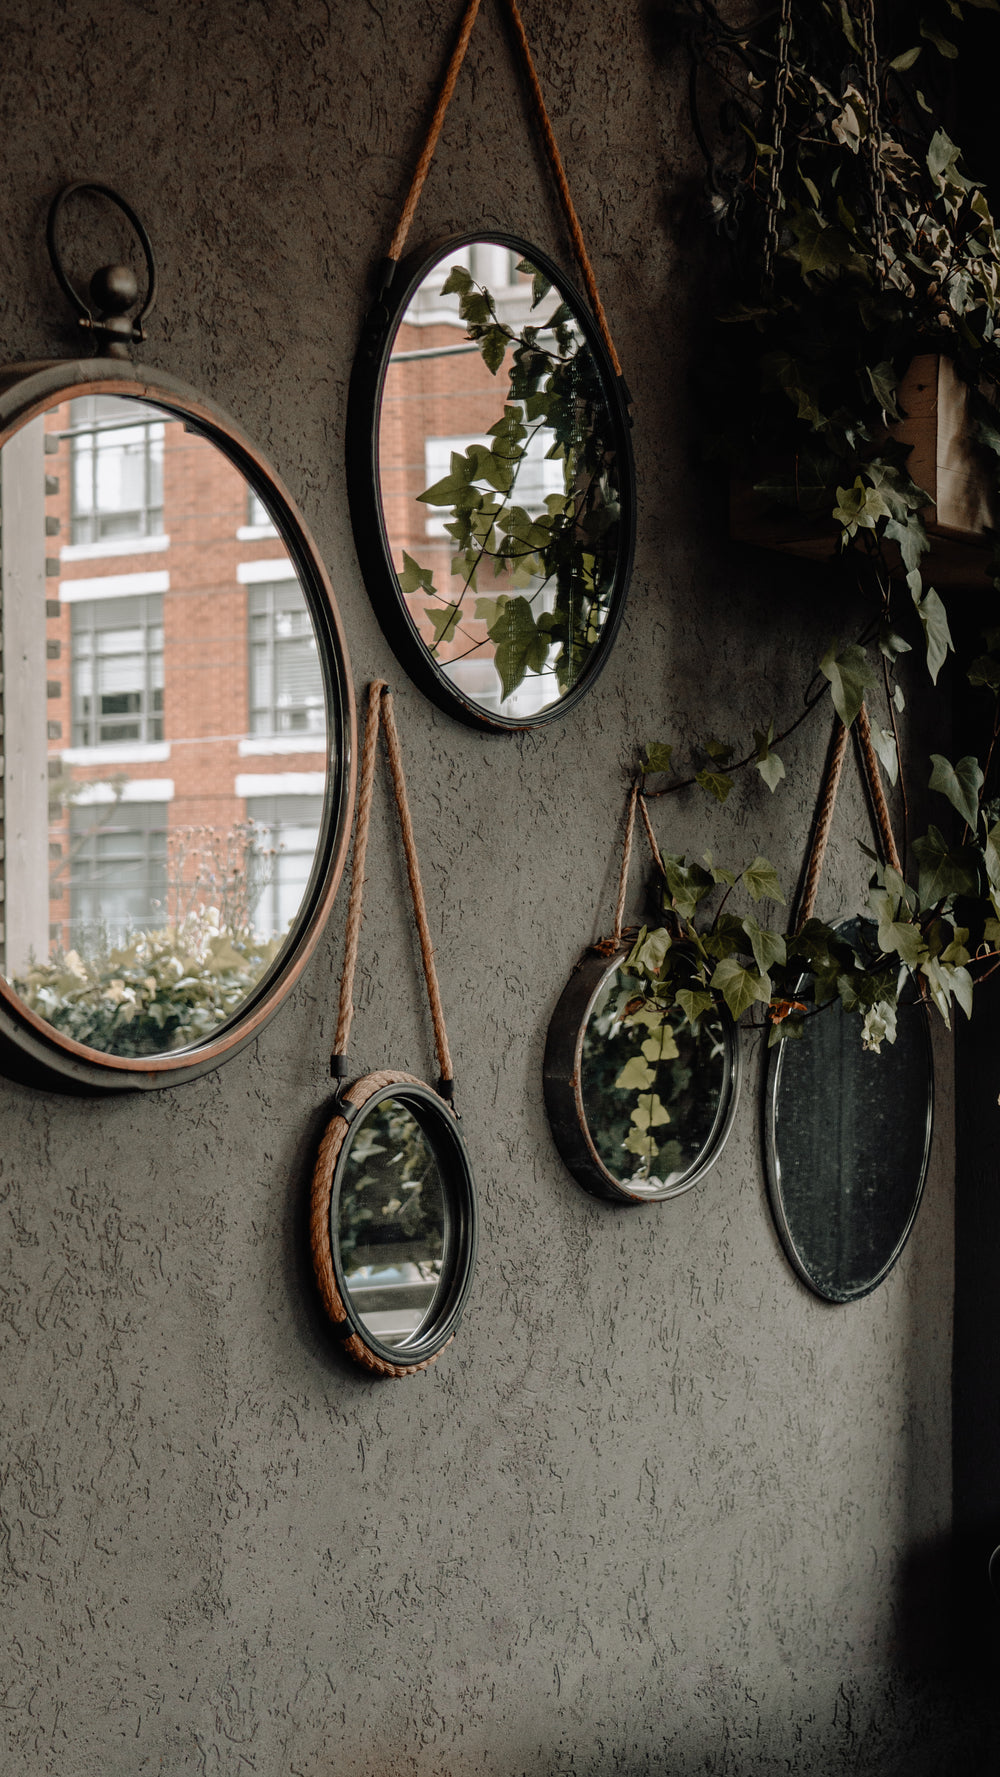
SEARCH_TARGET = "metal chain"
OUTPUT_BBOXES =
[858,0,888,278]
[762,0,793,289]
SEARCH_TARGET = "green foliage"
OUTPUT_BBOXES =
[399,259,622,704]
[14,910,281,1058]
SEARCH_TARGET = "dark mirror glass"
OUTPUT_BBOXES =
[352,234,634,729]
[336,1095,449,1348]
[1,395,331,1060]
[580,960,734,1198]
[765,920,933,1301]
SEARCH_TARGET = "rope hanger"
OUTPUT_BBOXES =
[381,0,626,384]
[793,699,902,932]
[332,681,454,1100]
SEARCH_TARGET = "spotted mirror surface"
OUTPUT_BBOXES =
[335,1095,450,1349]
[351,233,635,730]
[764,920,933,1301]
[0,376,352,1087]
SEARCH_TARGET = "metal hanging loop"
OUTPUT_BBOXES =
[46,182,157,359]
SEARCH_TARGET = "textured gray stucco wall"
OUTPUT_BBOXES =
[0,2,977,1772]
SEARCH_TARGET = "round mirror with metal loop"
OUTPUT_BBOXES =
[763,917,934,1302]
[309,684,478,1376]
[0,190,355,1091]
[345,0,634,731]
[544,941,741,1204]
[347,232,635,730]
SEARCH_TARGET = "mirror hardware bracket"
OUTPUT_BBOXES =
[46,182,157,360]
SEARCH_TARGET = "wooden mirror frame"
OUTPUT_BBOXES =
[0,358,356,1092]
[346,231,636,733]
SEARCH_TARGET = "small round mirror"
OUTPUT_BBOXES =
[348,234,635,730]
[0,363,354,1091]
[544,944,741,1204]
[763,918,934,1301]
[312,1077,478,1375]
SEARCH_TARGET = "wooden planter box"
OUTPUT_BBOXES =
[731,355,999,587]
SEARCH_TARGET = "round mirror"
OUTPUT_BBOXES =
[543,944,741,1204]
[0,361,355,1091]
[311,1076,478,1375]
[348,233,635,730]
[763,918,934,1301]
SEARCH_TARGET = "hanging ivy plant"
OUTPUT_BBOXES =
[632,0,1000,1048]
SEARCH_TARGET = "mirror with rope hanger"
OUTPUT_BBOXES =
[763,708,933,1302]
[544,783,742,1205]
[309,684,478,1377]
[346,0,635,731]
[0,184,356,1093]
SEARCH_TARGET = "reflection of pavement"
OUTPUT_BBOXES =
[343,1261,443,1346]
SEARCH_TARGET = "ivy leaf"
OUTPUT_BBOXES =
[626,926,672,976]
[675,988,715,1027]
[969,654,1000,691]
[488,595,549,700]
[742,916,787,974]
[879,624,912,660]
[711,957,772,1019]
[662,857,714,920]
[424,603,462,648]
[871,726,899,785]
[479,325,509,375]
[884,515,929,575]
[703,852,737,888]
[631,1093,671,1132]
[862,1000,898,1053]
[757,750,786,792]
[876,918,927,968]
[743,856,786,904]
[695,768,733,804]
[615,1056,655,1091]
[643,741,674,775]
[440,264,474,296]
[819,641,877,727]
[912,825,979,903]
[913,586,954,683]
[397,550,436,596]
[929,753,983,830]
[641,1029,679,1064]
[922,28,959,63]
[889,45,922,69]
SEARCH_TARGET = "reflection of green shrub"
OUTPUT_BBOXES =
[338,1098,444,1271]
[14,910,281,1057]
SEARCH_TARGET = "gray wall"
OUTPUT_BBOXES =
[0,3,979,1771]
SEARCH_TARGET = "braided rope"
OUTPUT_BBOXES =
[380,689,455,1088]
[856,701,902,874]
[794,713,850,932]
[762,0,793,289]
[500,0,623,379]
[309,1068,449,1378]
[637,791,665,876]
[333,679,384,1060]
[611,782,639,946]
[386,0,483,268]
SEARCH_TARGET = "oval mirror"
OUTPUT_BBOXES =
[0,362,355,1091]
[543,944,741,1204]
[311,1076,478,1375]
[763,918,934,1301]
[348,233,635,730]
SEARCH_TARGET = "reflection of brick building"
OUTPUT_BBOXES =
[36,396,325,963]
[379,246,562,717]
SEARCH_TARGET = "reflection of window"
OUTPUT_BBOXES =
[69,396,164,544]
[68,801,167,947]
[246,487,275,530]
[245,794,322,937]
[248,581,323,736]
[423,432,563,536]
[72,595,164,748]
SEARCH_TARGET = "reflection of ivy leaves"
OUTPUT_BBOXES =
[488,595,550,699]
[424,604,462,647]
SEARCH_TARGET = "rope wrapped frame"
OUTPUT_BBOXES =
[310,1070,478,1378]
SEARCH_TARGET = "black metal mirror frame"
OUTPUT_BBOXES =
[317,1075,479,1375]
[762,921,934,1303]
[0,357,356,1092]
[543,942,742,1205]
[346,230,637,733]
